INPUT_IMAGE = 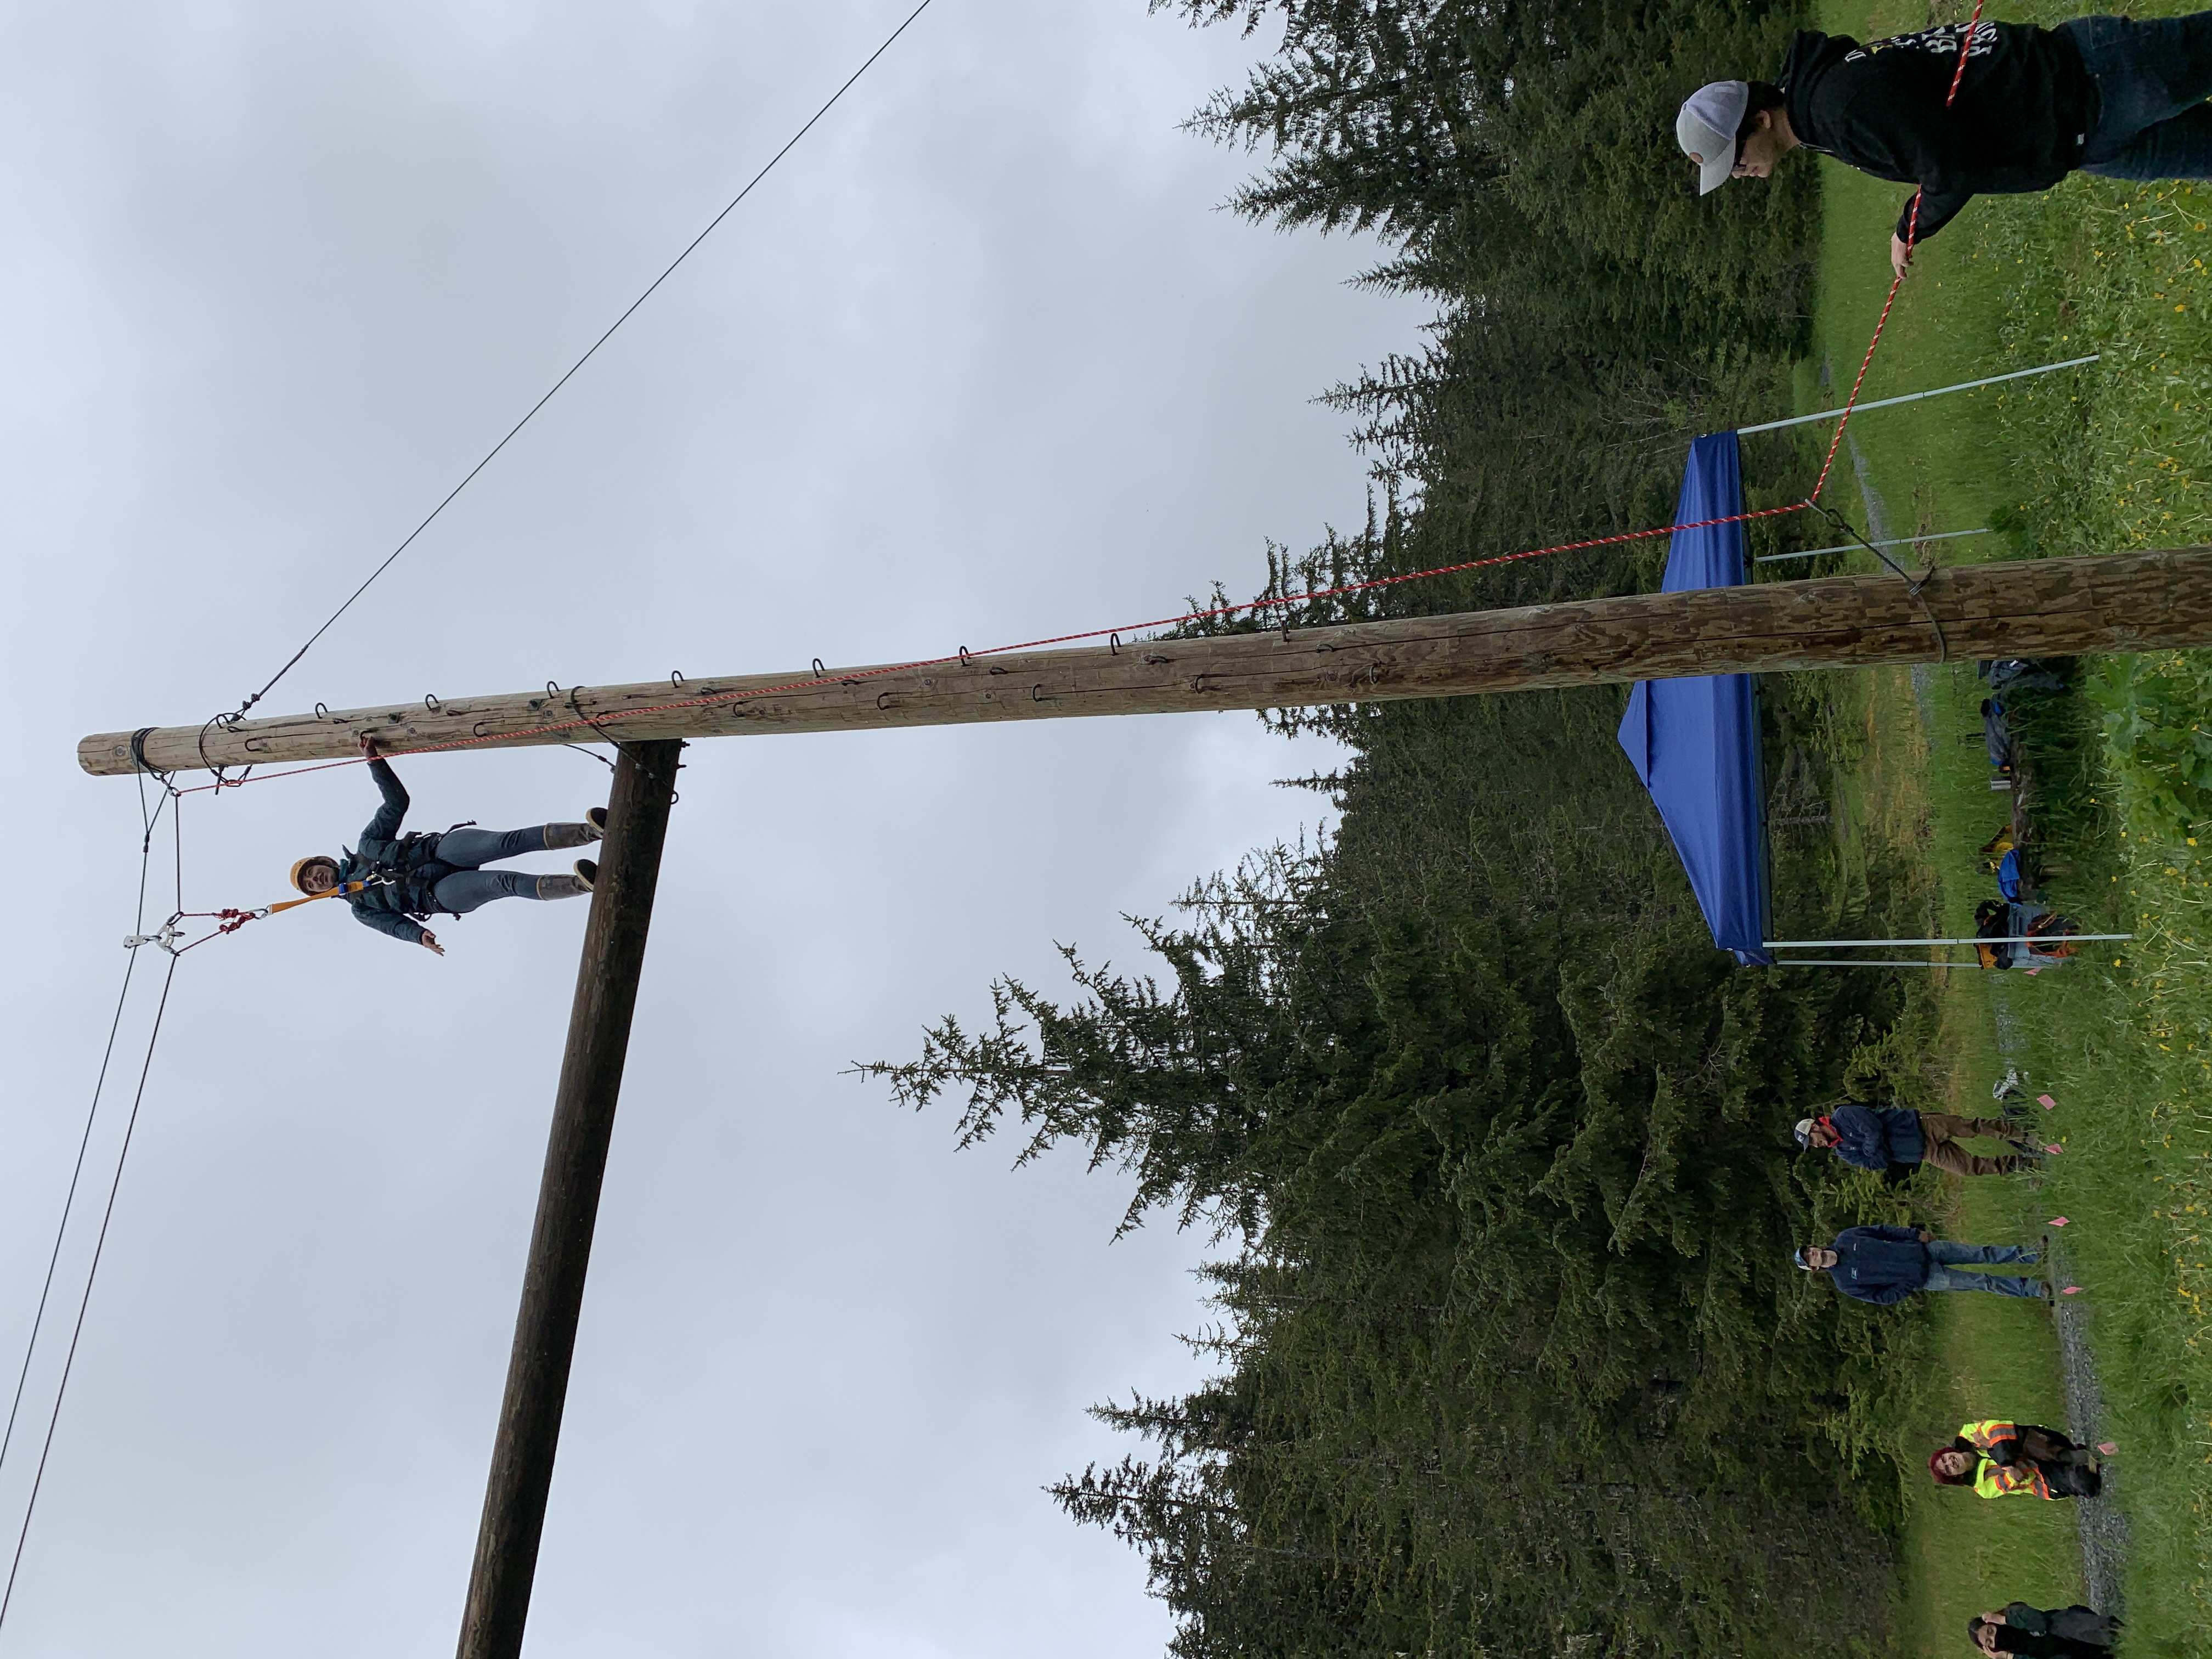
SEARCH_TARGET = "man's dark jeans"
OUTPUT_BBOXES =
[429,825,554,915]
[1921,1240,2045,1299]
[2062,11,2212,179]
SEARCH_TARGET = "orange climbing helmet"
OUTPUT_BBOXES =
[289,856,341,894]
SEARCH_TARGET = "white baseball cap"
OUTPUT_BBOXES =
[1677,81,1750,196]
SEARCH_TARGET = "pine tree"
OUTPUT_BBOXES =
[857,3,1946,1651]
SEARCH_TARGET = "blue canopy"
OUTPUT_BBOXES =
[1617,431,1773,965]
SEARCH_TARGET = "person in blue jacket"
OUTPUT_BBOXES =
[1795,1103,2038,1177]
[1796,1226,2046,1304]
[285,733,605,956]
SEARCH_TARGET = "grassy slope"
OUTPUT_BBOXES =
[1795,639,2085,1652]
[1808,4,2212,1652]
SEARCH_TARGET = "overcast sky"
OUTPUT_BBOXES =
[0,4,1428,1655]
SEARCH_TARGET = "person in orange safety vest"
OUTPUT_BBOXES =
[1929,1420,2102,1498]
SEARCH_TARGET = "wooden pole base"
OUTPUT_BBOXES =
[454,740,682,1659]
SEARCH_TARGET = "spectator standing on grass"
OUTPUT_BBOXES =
[1795,1226,2045,1304]
[1970,1604,2120,1657]
[1675,13,2212,275]
[1932,1421,2104,1499]
[1794,1102,2039,1177]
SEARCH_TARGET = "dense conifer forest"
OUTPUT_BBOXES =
[871,3,1947,1653]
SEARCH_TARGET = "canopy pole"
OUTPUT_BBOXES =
[1754,527,1991,565]
[1765,934,2131,947]
[1734,354,2100,436]
[1770,960,1968,968]
[1769,960,2081,969]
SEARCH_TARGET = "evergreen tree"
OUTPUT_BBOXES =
[862,3,1945,1653]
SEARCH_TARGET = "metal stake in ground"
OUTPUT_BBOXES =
[454,739,682,1659]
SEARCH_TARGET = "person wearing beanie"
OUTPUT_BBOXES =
[1794,1226,2045,1305]
[1931,1421,2103,1499]
[1969,1602,2120,1657]
[286,733,606,956]
[1793,1102,2038,1177]
[1675,14,2212,275]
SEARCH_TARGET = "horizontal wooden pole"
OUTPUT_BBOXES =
[80,547,2212,777]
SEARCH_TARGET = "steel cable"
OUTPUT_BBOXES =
[0,785,185,1636]
[225,0,940,726]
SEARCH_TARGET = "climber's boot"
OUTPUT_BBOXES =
[534,860,597,900]
[543,812,605,851]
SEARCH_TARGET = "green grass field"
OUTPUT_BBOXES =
[1805,4,2212,1650]
[1778,664,2090,1653]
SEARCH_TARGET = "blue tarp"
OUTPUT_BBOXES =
[1617,431,1773,965]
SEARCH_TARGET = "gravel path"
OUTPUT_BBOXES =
[2046,1224,2130,1613]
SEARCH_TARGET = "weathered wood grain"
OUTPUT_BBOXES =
[454,740,681,1659]
[80,548,2212,777]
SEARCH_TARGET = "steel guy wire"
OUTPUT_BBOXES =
[0,775,173,1494]
[226,0,940,727]
[0,783,184,1638]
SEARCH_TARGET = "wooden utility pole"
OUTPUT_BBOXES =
[78,547,2212,776]
[454,739,681,1659]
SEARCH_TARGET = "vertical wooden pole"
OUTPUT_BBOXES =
[454,739,683,1659]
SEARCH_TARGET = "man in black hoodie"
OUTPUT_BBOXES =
[1676,15,2212,275]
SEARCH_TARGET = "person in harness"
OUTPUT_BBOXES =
[1675,14,2212,275]
[287,734,606,955]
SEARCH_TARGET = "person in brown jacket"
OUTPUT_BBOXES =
[1794,1102,2039,1177]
